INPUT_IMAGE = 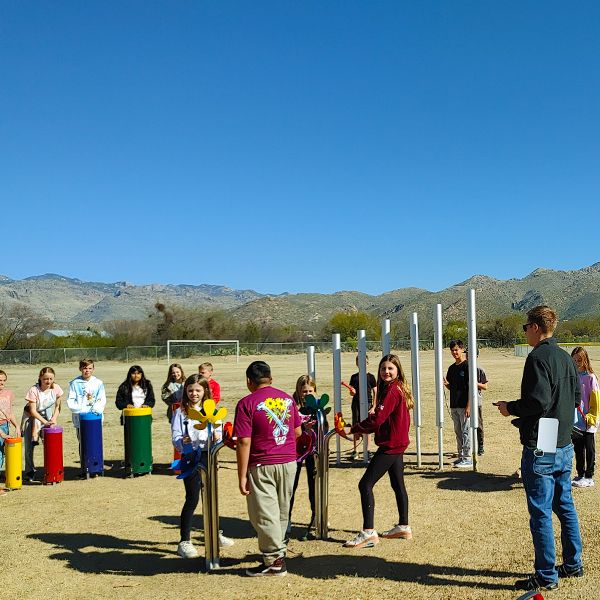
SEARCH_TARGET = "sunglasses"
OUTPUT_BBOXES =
[522,323,534,332]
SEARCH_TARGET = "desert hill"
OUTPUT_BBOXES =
[2,264,600,327]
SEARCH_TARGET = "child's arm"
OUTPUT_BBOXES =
[144,383,156,408]
[92,381,107,414]
[67,382,82,413]
[236,437,251,496]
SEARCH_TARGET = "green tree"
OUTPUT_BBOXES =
[322,311,380,342]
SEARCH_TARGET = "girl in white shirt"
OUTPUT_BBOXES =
[23,367,63,481]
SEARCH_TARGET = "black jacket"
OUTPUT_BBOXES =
[507,337,580,449]
[115,382,156,410]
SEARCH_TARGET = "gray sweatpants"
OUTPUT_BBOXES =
[247,461,296,565]
[451,407,471,460]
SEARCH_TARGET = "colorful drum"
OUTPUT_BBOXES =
[43,426,64,484]
[80,412,104,477]
[5,436,23,490]
[123,407,153,475]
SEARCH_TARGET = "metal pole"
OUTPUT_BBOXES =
[467,289,479,471]
[357,330,368,462]
[332,333,342,465]
[410,313,422,468]
[434,304,444,470]
[382,318,391,356]
[307,345,316,381]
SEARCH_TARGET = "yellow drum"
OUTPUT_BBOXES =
[5,436,23,490]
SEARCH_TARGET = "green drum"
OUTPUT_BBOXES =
[123,407,153,476]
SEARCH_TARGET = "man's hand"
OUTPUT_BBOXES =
[465,404,470,419]
[496,401,510,417]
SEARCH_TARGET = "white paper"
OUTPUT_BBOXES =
[537,417,559,453]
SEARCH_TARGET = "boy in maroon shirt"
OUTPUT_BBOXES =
[234,361,302,576]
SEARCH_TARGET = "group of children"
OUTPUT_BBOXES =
[1,346,597,577]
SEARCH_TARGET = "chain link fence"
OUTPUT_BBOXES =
[0,338,502,365]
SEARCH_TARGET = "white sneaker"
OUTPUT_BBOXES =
[580,478,594,488]
[219,530,235,547]
[572,476,583,486]
[177,540,199,558]
[572,478,587,488]
[380,524,412,540]
[343,530,379,549]
[455,459,473,468]
[586,478,595,487]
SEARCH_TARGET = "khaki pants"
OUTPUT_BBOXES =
[247,461,296,565]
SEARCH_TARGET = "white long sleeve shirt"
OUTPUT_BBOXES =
[67,375,107,428]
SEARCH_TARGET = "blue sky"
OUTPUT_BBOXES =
[2,2,599,295]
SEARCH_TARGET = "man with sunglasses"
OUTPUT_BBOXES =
[496,306,583,592]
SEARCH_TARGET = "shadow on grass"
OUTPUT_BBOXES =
[27,531,238,575]
[208,553,521,590]
[29,531,521,588]
[285,554,521,590]
[150,514,256,540]
[420,469,521,492]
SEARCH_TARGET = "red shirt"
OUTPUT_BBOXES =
[351,383,410,454]
[208,379,221,403]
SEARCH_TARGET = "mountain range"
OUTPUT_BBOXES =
[1,263,600,328]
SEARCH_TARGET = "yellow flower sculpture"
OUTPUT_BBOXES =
[189,399,228,430]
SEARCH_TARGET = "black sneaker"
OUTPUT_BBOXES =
[246,557,287,577]
[557,564,584,578]
[514,574,558,591]
[477,446,485,456]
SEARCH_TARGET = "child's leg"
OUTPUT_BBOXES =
[288,462,303,523]
[0,422,8,471]
[23,418,36,477]
[584,432,595,479]
[573,435,585,478]
[305,454,316,523]
[180,470,202,541]
[387,454,409,525]
[450,409,462,454]
[358,450,397,530]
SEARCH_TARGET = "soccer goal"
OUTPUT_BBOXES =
[166,339,240,364]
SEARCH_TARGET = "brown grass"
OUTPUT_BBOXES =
[2,349,599,599]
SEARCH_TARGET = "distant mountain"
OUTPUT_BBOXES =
[2,263,600,327]
[0,274,263,325]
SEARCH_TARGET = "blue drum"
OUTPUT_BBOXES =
[80,413,104,477]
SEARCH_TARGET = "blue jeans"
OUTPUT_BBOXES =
[0,422,9,469]
[521,444,583,583]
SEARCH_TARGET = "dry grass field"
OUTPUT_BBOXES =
[2,349,599,600]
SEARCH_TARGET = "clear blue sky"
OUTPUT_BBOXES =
[2,2,599,295]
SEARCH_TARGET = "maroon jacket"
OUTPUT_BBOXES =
[351,383,410,454]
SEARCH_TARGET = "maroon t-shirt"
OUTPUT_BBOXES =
[234,386,301,468]
[351,383,410,454]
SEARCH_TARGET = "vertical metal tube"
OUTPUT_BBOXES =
[332,334,342,465]
[315,410,325,539]
[467,289,479,471]
[382,318,391,356]
[410,313,422,468]
[357,330,368,462]
[434,304,444,470]
[307,346,316,381]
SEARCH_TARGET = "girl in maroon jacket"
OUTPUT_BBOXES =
[343,353,413,549]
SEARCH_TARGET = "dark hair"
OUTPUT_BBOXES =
[246,361,272,385]
[449,340,464,350]
[376,354,413,410]
[181,373,212,415]
[119,365,151,395]
[571,346,594,374]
